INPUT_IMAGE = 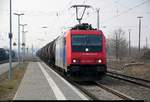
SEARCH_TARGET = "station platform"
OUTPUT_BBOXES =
[13,61,89,100]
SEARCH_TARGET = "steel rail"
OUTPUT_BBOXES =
[107,71,150,89]
[108,71,150,83]
[95,82,135,100]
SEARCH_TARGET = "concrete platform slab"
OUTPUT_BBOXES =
[13,62,89,100]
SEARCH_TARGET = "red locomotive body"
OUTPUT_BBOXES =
[65,29,107,77]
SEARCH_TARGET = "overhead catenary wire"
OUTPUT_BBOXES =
[82,0,150,29]
[103,0,150,25]
[1,0,150,46]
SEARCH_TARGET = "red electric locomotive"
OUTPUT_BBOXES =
[54,23,107,80]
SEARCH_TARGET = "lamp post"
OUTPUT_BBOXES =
[20,24,27,62]
[137,16,143,52]
[8,0,13,80]
[97,8,100,30]
[23,31,28,54]
[21,31,27,62]
[13,42,17,52]
[13,13,24,64]
[128,29,131,56]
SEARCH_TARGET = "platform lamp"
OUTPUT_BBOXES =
[13,42,17,59]
[13,42,17,46]
[22,43,25,62]
[26,47,28,54]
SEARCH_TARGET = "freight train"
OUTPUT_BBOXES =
[37,23,107,80]
[0,48,16,61]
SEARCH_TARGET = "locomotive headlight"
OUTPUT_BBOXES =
[72,59,80,63]
[73,59,77,63]
[97,59,102,63]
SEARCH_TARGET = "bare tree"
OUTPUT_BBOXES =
[107,28,128,61]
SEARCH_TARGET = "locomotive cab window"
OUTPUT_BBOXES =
[71,34,102,52]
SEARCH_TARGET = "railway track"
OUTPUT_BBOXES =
[42,61,149,100]
[0,59,18,64]
[0,60,8,64]
[107,71,150,89]
[72,81,134,100]
[0,58,38,64]
[42,62,132,100]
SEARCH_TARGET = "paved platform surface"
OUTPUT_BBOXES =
[13,62,89,100]
[0,62,18,75]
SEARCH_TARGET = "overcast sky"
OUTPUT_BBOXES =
[0,0,150,51]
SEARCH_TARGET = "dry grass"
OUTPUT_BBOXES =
[107,60,129,70]
[122,63,150,80]
[0,62,28,100]
[108,60,150,81]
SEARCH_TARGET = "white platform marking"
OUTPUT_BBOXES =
[38,62,66,100]
[42,62,89,100]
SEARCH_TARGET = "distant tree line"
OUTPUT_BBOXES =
[106,28,149,61]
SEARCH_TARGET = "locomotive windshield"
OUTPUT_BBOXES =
[71,34,102,52]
